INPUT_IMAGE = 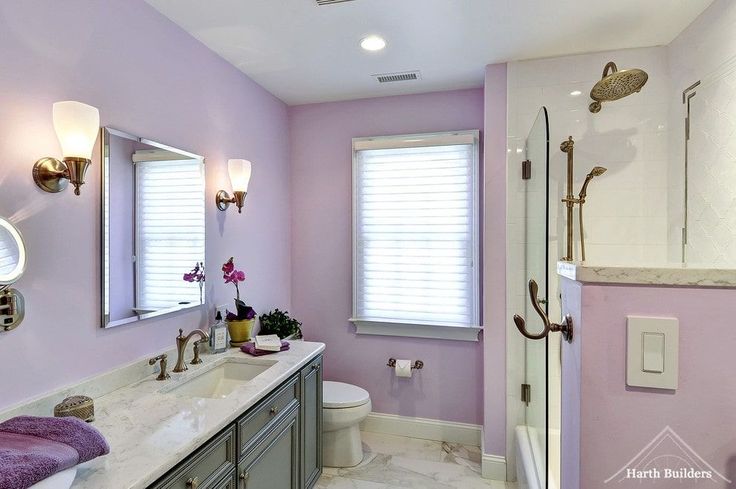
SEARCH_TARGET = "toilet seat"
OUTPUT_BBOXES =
[323,381,370,409]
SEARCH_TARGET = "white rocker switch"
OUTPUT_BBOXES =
[627,316,678,390]
[642,332,665,373]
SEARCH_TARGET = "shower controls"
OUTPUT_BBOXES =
[627,316,679,390]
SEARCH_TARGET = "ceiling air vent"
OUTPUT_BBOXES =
[372,71,422,84]
[316,0,355,5]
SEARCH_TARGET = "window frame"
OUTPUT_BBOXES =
[350,130,482,342]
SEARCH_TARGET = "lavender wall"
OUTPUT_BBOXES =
[560,279,736,488]
[0,0,291,409]
[482,64,508,457]
[289,89,485,425]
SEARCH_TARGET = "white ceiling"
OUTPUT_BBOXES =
[145,0,714,105]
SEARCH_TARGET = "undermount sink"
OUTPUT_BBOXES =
[168,359,277,399]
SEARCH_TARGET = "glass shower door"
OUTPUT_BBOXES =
[522,107,550,488]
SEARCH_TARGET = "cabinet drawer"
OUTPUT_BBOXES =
[238,374,299,457]
[150,426,236,489]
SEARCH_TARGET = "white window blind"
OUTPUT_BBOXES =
[135,159,205,311]
[351,131,480,340]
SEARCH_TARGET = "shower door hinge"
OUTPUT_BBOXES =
[521,383,531,405]
[521,160,531,180]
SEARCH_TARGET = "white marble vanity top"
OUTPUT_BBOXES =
[557,261,736,288]
[2,341,325,489]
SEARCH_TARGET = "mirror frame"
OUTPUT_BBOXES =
[100,127,206,328]
[0,217,27,287]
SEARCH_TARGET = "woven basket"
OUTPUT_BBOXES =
[54,395,95,422]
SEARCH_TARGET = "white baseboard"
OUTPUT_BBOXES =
[481,453,508,481]
[360,412,482,446]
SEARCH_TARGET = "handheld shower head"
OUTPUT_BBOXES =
[589,61,648,113]
[579,166,607,200]
[588,166,607,177]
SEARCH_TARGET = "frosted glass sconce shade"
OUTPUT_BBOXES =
[216,159,253,214]
[33,101,100,196]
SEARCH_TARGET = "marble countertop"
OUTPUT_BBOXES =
[62,341,325,489]
[557,261,736,288]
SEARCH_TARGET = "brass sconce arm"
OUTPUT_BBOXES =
[215,190,247,213]
[33,156,91,196]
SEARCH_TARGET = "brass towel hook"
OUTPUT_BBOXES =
[513,280,574,343]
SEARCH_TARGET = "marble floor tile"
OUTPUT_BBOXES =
[361,431,445,461]
[317,432,515,489]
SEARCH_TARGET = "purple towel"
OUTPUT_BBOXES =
[0,416,109,489]
[241,340,290,356]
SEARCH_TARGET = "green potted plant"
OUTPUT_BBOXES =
[222,257,256,346]
[259,309,303,340]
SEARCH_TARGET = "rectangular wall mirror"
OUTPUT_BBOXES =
[102,127,205,328]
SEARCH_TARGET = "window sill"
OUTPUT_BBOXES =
[349,318,482,342]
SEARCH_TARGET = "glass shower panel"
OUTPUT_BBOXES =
[523,107,550,488]
[685,72,736,266]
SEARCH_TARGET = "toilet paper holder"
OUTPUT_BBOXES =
[387,358,424,370]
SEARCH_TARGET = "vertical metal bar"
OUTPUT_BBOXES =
[682,81,700,263]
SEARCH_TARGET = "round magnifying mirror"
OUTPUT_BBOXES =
[0,217,27,287]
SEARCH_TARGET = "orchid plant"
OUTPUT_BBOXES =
[222,257,256,321]
[183,262,205,304]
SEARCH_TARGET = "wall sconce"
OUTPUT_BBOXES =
[216,159,252,214]
[32,101,100,196]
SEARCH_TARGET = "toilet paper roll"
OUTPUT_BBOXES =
[395,359,412,378]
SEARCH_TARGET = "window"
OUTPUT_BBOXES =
[351,131,481,341]
[135,157,205,311]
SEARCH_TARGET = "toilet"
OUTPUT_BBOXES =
[322,381,372,467]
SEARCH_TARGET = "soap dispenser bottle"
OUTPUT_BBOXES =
[210,311,228,353]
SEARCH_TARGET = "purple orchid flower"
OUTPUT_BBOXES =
[222,257,255,320]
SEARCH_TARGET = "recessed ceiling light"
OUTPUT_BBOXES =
[570,90,582,97]
[360,35,387,52]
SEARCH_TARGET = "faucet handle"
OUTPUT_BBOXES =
[148,354,171,381]
[191,340,204,365]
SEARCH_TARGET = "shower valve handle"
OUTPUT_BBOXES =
[513,280,574,343]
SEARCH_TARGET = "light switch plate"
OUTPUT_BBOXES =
[627,316,679,390]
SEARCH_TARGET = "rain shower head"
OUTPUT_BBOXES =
[589,61,648,113]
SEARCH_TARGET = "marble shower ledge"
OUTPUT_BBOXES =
[557,261,736,288]
[1,341,324,489]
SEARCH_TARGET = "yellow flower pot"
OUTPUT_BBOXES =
[227,318,255,346]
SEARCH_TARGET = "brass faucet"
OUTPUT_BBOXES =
[173,328,210,373]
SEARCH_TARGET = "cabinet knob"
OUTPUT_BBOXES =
[269,406,278,416]
[240,471,249,480]
[312,364,321,371]
[186,476,200,489]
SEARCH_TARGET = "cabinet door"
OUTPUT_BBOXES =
[238,406,299,489]
[213,472,238,489]
[301,355,323,488]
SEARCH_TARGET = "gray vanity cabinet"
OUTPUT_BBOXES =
[237,406,300,488]
[148,354,323,489]
[300,356,322,489]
